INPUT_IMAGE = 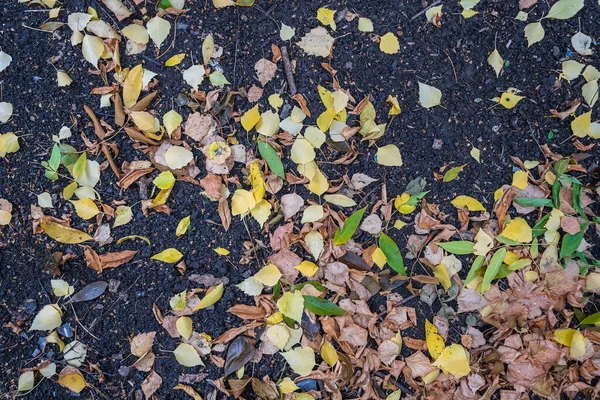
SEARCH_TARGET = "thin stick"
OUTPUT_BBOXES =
[410,0,442,21]
[281,46,297,95]
[444,49,457,83]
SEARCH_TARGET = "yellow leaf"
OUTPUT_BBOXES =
[295,260,319,277]
[176,316,193,340]
[500,217,532,243]
[164,146,193,170]
[121,24,148,44]
[451,195,485,211]
[553,328,577,346]
[241,105,260,131]
[462,9,478,18]
[202,33,214,65]
[432,344,471,378]
[279,377,299,394]
[316,107,335,132]
[432,264,452,290]
[267,312,283,325]
[512,170,528,189]
[46,330,65,351]
[163,110,183,136]
[561,60,585,82]
[123,64,143,107]
[256,110,280,137]
[425,320,445,360]
[151,248,183,263]
[57,366,87,393]
[308,168,329,196]
[386,95,401,115]
[570,330,587,358]
[304,126,326,149]
[193,283,224,311]
[487,49,503,77]
[213,247,230,256]
[571,111,592,138]
[321,340,339,366]
[18,371,34,392]
[0,132,20,154]
[317,7,335,27]
[358,17,374,32]
[498,89,525,109]
[170,291,187,311]
[372,247,387,268]
[281,346,315,377]
[29,304,62,331]
[419,82,442,108]
[524,22,545,47]
[250,199,271,226]
[473,229,493,256]
[494,188,504,201]
[380,32,399,54]
[375,144,403,167]
[470,146,481,163]
[268,93,283,110]
[267,324,290,350]
[153,171,176,189]
[301,204,324,223]
[51,279,74,297]
[231,189,256,216]
[176,216,191,237]
[131,111,160,133]
[40,219,93,244]
[249,160,266,202]
[254,263,282,286]
[174,343,204,366]
[277,291,304,322]
[57,70,73,87]
[165,53,185,66]
[213,0,235,8]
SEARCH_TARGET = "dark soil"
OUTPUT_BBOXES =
[1,0,599,399]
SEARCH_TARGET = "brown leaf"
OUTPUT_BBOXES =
[254,58,277,86]
[101,0,132,21]
[152,304,163,325]
[404,351,437,378]
[212,321,263,345]
[200,173,222,199]
[132,351,156,372]
[174,383,203,400]
[403,337,427,350]
[118,167,154,189]
[141,370,162,399]
[83,246,103,273]
[83,247,137,273]
[130,331,156,358]
[185,113,215,144]
[162,316,180,338]
[519,0,537,9]
[495,186,515,228]
[246,85,263,102]
[292,93,311,117]
[271,44,282,62]
[227,304,267,320]
[228,378,251,398]
[549,99,580,120]
[218,197,231,231]
[251,378,279,400]
[561,215,581,234]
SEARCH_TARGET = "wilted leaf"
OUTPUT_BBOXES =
[297,27,334,57]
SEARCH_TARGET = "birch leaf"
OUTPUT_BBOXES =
[81,34,105,67]
[174,343,204,366]
[121,24,149,44]
[165,146,193,169]
[380,33,399,54]
[418,82,442,108]
[571,32,592,55]
[297,27,334,57]
[151,248,183,263]
[183,65,205,90]
[375,144,403,167]
[524,22,545,47]
[546,0,584,19]
[147,16,170,48]
[281,347,315,377]
[487,49,503,77]
[202,34,214,65]
[432,344,471,378]
[40,219,93,243]
[29,304,62,331]
[123,64,143,107]
[280,23,295,40]
[57,71,73,87]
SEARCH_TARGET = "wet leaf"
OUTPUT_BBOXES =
[224,336,254,376]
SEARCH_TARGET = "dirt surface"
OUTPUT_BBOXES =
[1,0,599,399]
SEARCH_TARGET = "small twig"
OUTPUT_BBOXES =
[281,46,297,95]
[444,49,457,83]
[70,303,100,340]
[232,8,240,89]
[410,0,442,21]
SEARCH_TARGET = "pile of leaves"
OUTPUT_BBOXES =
[2,0,600,399]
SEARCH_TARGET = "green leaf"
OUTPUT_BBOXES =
[49,143,61,171]
[378,233,406,275]
[442,164,466,182]
[572,183,586,219]
[437,241,474,255]
[334,206,367,245]
[59,144,79,167]
[405,191,429,206]
[481,247,506,294]
[554,159,569,175]
[465,255,485,285]
[559,225,586,259]
[257,139,285,179]
[495,235,521,246]
[272,281,282,301]
[160,0,172,8]
[532,213,550,238]
[72,152,87,180]
[580,311,600,326]
[551,179,561,209]
[507,259,531,271]
[514,197,552,208]
[296,280,326,292]
[303,296,346,316]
